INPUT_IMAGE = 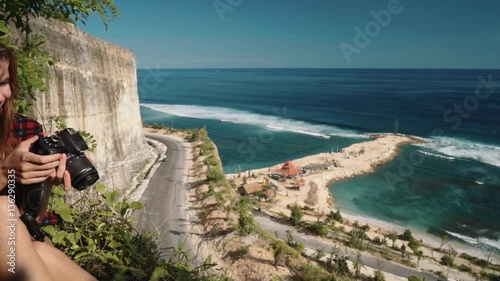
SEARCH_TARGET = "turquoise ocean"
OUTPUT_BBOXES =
[138,68,500,255]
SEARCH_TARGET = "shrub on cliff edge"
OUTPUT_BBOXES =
[43,184,227,280]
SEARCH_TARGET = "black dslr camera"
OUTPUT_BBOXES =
[20,128,99,241]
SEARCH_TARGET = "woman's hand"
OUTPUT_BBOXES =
[0,136,63,186]
[47,153,72,191]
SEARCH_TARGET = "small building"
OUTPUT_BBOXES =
[262,189,275,199]
[238,182,263,196]
[275,161,300,178]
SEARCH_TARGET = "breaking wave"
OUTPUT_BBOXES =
[141,103,368,139]
[419,136,500,167]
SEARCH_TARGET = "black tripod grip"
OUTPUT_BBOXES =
[20,182,47,242]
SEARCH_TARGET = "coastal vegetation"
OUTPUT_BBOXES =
[43,185,226,280]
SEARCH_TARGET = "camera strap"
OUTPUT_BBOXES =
[19,182,47,242]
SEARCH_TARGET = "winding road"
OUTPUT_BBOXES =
[136,133,194,259]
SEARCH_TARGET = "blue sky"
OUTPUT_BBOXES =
[80,0,500,69]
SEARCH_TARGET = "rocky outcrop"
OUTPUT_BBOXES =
[25,18,151,191]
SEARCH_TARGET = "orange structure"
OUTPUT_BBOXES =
[275,161,300,177]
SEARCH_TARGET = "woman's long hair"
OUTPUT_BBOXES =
[0,43,19,159]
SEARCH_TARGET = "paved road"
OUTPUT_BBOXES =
[253,211,440,281]
[137,133,193,259]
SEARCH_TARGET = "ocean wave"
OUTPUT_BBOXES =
[419,136,500,167]
[445,231,500,251]
[266,125,331,139]
[417,149,455,160]
[141,103,368,139]
[445,231,480,245]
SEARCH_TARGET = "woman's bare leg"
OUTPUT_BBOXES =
[0,196,54,281]
[33,241,97,281]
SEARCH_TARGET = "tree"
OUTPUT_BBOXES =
[0,1,119,113]
[401,244,406,259]
[0,0,119,35]
[415,250,423,265]
[388,232,398,249]
[408,239,421,254]
[401,229,414,241]
[290,205,303,225]
[332,210,343,223]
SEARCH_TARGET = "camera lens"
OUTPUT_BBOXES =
[66,154,99,191]
[72,168,100,191]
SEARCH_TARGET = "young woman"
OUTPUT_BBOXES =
[0,43,97,281]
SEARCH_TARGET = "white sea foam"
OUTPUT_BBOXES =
[478,237,500,251]
[419,136,500,167]
[417,149,455,160]
[445,231,480,245]
[445,231,500,251]
[141,103,368,139]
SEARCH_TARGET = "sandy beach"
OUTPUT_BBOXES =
[228,134,424,216]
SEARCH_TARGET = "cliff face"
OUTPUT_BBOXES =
[25,18,151,191]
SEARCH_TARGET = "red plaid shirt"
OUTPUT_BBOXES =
[10,113,60,226]
[11,113,44,144]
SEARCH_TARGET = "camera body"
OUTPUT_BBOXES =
[20,128,99,241]
[32,128,99,191]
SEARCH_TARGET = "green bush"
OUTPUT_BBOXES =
[436,271,446,279]
[333,210,343,223]
[457,264,472,273]
[440,255,454,267]
[459,253,473,260]
[373,270,385,281]
[408,276,422,281]
[206,167,225,183]
[308,222,328,237]
[400,229,414,241]
[44,185,226,280]
[205,156,219,167]
[296,263,336,281]
[290,205,303,225]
